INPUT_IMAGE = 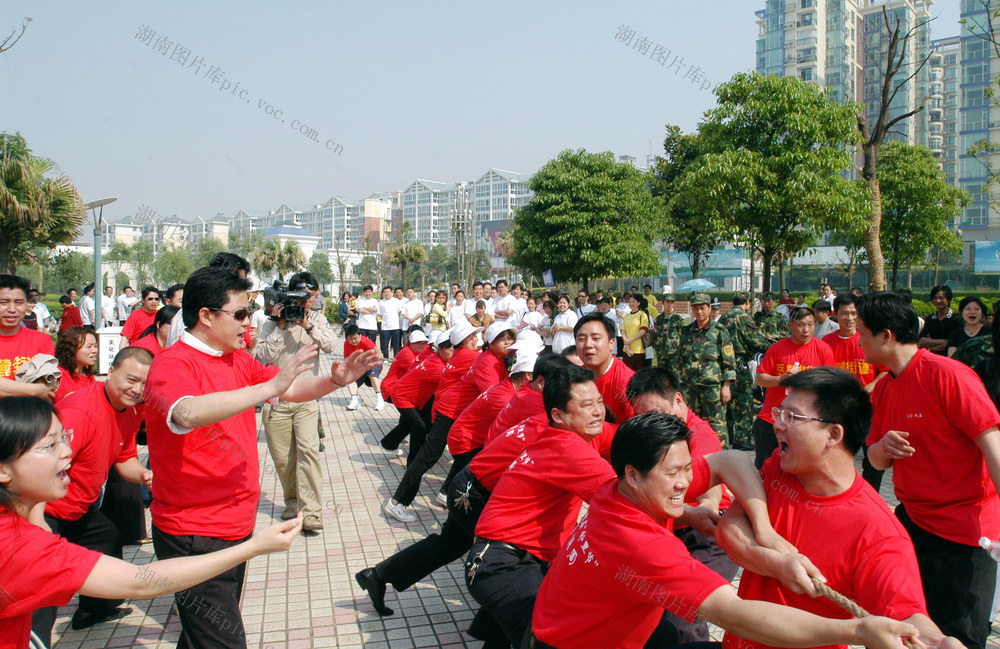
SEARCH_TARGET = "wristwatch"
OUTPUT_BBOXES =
[305,324,315,334]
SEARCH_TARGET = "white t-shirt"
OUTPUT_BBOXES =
[251,308,269,334]
[32,302,51,322]
[520,310,544,332]
[603,311,621,354]
[379,297,401,331]
[447,302,469,329]
[79,295,95,326]
[552,310,579,354]
[492,294,513,321]
[401,298,424,330]
[540,314,554,346]
[117,294,137,321]
[578,304,596,317]
[101,295,116,327]
[509,297,527,328]
[356,296,379,330]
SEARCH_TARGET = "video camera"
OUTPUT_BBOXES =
[264,280,310,323]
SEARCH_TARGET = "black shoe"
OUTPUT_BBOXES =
[380,437,399,451]
[319,443,325,453]
[355,568,393,616]
[70,606,133,630]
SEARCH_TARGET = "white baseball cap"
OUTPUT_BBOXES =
[510,330,544,352]
[484,321,517,344]
[450,320,484,346]
[510,348,540,374]
[407,330,428,344]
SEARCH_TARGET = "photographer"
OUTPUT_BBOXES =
[254,272,336,535]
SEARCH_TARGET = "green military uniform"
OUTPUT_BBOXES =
[677,294,736,446]
[754,308,789,344]
[654,308,685,371]
[953,335,993,369]
[718,300,771,449]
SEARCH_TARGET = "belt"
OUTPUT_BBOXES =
[473,537,522,553]
[529,632,558,649]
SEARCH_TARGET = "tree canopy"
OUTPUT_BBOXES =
[509,149,665,291]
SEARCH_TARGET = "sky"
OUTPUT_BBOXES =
[3,1,962,224]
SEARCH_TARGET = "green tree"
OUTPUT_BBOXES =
[277,241,306,277]
[49,250,91,292]
[231,232,264,265]
[674,72,868,293]
[653,125,725,279]
[194,237,227,268]
[0,134,85,274]
[354,256,378,286]
[130,241,155,287]
[105,241,131,285]
[308,251,333,287]
[384,223,427,290]
[154,245,195,286]
[875,142,967,289]
[424,244,450,284]
[510,149,665,291]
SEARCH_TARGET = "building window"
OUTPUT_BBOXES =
[800,67,814,81]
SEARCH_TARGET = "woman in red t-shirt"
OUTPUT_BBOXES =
[53,327,97,403]
[0,397,304,649]
[129,305,179,358]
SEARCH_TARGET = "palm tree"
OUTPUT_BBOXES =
[383,222,427,290]
[0,154,84,274]
[251,239,281,278]
[277,240,306,278]
[252,239,306,280]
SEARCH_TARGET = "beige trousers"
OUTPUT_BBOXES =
[262,400,322,520]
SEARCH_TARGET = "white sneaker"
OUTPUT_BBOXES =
[346,395,361,411]
[384,500,417,523]
[375,396,385,411]
[435,492,448,507]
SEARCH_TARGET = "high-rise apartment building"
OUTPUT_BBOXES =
[929,36,961,187]
[958,1,996,232]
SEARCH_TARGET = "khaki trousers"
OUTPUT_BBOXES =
[262,400,322,519]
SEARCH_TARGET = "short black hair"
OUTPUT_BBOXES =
[895,288,913,303]
[732,293,748,306]
[930,285,952,303]
[542,364,596,424]
[959,295,989,317]
[363,285,373,292]
[610,413,691,480]
[181,267,251,328]
[849,287,865,297]
[0,275,30,295]
[473,281,483,289]
[856,291,920,344]
[83,283,95,294]
[344,324,361,337]
[833,293,858,312]
[209,252,250,274]
[574,310,615,341]
[58,295,72,305]
[626,367,680,405]
[406,324,423,334]
[496,279,508,288]
[141,286,160,300]
[811,299,831,313]
[597,297,611,306]
[560,345,578,358]
[511,283,522,291]
[112,346,154,369]
[165,283,184,300]
[779,367,872,455]
[789,307,815,322]
[643,284,652,290]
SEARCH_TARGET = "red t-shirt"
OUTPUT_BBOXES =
[757,337,835,424]
[0,511,101,649]
[130,332,164,357]
[47,382,143,521]
[474,425,618,562]
[868,349,1000,545]
[144,340,280,540]
[54,367,96,403]
[487,384,543,443]
[822,331,883,386]
[59,304,82,333]
[121,308,157,343]
[594,356,635,424]
[434,350,507,420]
[381,344,417,400]
[684,410,731,513]
[471,414,550,491]
[532,459,723,649]
[724,453,927,649]
[391,353,446,409]
[344,333,376,357]
[0,327,54,380]
[429,347,480,417]
[448,379,517,455]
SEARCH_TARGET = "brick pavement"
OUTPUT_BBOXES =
[47,353,1000,648]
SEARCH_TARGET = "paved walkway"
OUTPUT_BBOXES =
[47,353,1000,648]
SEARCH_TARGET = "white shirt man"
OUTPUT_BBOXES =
[79,289,96,327]
[492,281,514,322]
[101,287,116,328]
[400,289,424,330]
[356,287,379,332]
[116,288,137,324]
[447,293,470,328]
[378,288,402,334]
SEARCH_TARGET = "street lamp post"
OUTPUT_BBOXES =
[84,197,117,313]
[450,183,473,289]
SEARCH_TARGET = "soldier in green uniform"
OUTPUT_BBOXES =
[677,293,736,446]
[718,291,771,449]
[753,292,789,343]
[654,289,685,371]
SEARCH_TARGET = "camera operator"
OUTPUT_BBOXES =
[254,272,336,535]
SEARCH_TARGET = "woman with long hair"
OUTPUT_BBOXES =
[128,305,179,358]
[948,296,989,358]
[53,327,98,403]
[0,397,302,648]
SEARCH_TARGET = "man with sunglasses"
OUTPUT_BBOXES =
[120,286,162,345]
[254,271,336,535]
[717,366,960,649]
[144,266,379,648]
[753,306,834,468]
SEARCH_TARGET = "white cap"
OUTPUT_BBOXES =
[510,348,540,374]
[510,330,544,352]
[429,330,449,348]
[407,330,428,344]
[449,319,483,346]
[484,321,517,344]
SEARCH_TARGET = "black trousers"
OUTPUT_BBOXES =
[440,448,478,496]
[660,526,738,643]
[152,525,251,649]
[752,418,777,469]
[380,328,401,359]
[896,504,995,649]
[392,414,455,506]
[466,540,549,648]
[375,465,487,592]
[101,467,147,545]
[31,508,126,646]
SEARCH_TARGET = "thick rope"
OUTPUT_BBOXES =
[812,577,917,649]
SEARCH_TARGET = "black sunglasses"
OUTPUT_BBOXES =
[210,307,251,321]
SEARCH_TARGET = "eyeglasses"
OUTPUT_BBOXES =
[34,429,74,454]
[772,407,835,426]
[210,307,251,322]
